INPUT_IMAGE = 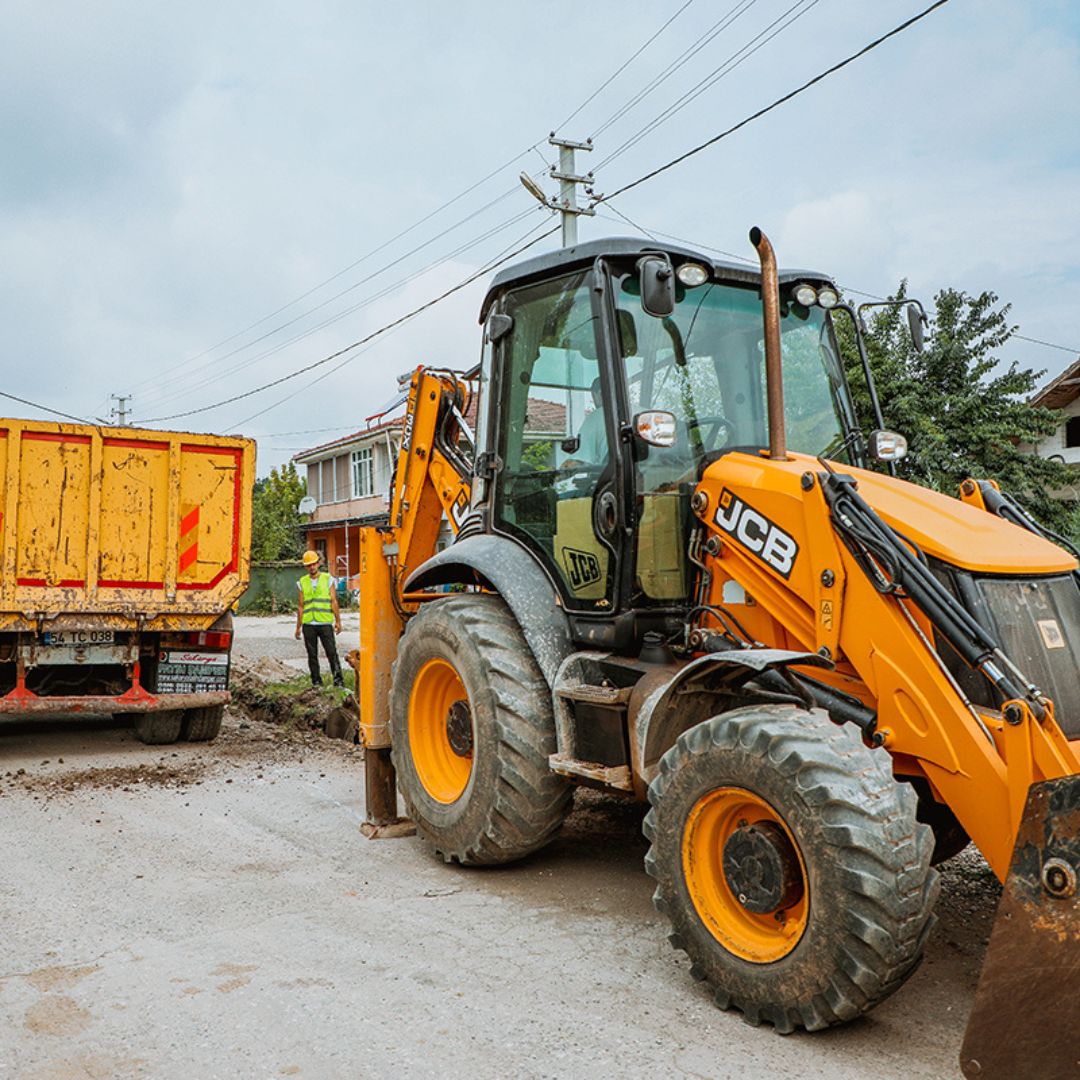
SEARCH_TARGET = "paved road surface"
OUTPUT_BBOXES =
[0,622,999,1079]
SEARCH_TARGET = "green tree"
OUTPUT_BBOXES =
[251,463,307,561]
[835,285,1078,537]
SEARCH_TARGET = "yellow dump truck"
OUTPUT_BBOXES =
[0,419,254,743]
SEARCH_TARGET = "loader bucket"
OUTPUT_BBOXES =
[960,777,1080,1079]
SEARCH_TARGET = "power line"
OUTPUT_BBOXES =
[142,206,540,416]
[555,0,698,131]
[136,184,529,410]
[142,224,560,426]
[230,218,558,430]
[589,1,761,140]
[0,391,90,425]
[600,0,953,204]
[596,0,823,172]
[126,141,545,398]
[1015,334,1079,355]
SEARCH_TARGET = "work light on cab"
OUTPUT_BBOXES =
[676,262,708,287]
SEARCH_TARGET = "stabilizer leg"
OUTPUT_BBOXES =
[360,746,415,840]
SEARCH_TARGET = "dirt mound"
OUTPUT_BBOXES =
[5,759,206,796]
[229,653,358,743]
[229,652,298,693]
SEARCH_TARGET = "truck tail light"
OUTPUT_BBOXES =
[184,631,232,649]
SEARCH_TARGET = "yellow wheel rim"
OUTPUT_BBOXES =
[408,658,473,804]
[682,787,809,963]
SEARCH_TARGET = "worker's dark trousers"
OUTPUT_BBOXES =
[302,623,344,687]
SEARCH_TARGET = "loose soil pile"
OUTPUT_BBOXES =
[0,654,363,801]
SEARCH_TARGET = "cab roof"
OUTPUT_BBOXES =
[479,236,836,321]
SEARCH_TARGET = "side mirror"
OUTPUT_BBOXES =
[637,255,676,318]
[634,410,677,448]
[906,305,926,353]
[868,429,908,463]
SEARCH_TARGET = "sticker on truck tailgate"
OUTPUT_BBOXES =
[43,629,115,645]
[162,651,228,666]
[155,651,229,694]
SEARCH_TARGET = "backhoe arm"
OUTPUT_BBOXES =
[357,367,472,833]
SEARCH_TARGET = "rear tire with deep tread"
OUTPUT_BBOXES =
[390,594,572,865]
[644,704,938,1032]
[181,705,225,742]
[133,710,184,745]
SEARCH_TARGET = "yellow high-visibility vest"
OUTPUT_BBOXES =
[299,572,334,624]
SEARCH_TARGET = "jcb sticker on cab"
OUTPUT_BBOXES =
[713,489,799,579]
[561,546,603,591]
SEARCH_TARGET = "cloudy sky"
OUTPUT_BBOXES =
[2,0,1078,475]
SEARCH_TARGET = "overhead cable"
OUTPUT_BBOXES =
[230,218,558,430]
[0,391,90,425]
[589,0,761,140]
[555,0,698,131]
[143,206,538,414]
[599,0,953,204]
[136,184,528,409]
[596,0,823,172]
[127,141,545,397]
[142,224,560,425]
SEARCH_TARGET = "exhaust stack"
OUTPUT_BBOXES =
[750,227,787,461]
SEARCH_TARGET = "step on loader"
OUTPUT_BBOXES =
[356,229,1079,1078]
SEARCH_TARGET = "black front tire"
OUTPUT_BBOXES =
[389,594,571,865]
[645,705,938,1032]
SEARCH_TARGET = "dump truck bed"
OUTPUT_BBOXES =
[0,419,254,631]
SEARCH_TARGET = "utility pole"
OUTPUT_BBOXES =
[109,394,132,426]
[519,134,597,249]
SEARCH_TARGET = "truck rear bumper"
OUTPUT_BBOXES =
[0,690,230,718]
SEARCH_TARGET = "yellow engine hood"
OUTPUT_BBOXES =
[830,461,1076,575]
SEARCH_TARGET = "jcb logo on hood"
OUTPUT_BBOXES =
[714,490,799,579]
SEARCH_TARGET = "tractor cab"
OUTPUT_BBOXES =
[471,238,859,648]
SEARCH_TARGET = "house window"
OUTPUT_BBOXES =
[1066,417,1080,449]
[352,447,374,497]
[307,464,320,504]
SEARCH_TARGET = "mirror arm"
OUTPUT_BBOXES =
[832,302,895,476]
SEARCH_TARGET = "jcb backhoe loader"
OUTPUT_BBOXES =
[357,230,1079,1078]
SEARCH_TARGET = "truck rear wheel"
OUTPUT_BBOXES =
[644,705,938,1032]
[182,705,225,742]
[132,710,184,745]
[389,594,571,865]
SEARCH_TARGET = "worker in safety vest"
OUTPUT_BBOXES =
[294,550,344,688]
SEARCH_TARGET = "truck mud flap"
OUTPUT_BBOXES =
[960,776,1080,1079]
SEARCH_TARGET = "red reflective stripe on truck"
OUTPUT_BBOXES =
[22,431,92,445]
[102,437,169,452]
[17,578,86,587]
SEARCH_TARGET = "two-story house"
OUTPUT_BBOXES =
[292,416,402,588]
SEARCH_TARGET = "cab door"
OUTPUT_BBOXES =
[489,269,624,612]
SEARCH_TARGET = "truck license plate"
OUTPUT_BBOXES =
[44,629,115,645]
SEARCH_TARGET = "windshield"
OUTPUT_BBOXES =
[615,272,856,468]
